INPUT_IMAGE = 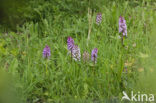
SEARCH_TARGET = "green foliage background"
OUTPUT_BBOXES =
[0,0,156,103]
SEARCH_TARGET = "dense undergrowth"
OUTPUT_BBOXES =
[0,0,156,103]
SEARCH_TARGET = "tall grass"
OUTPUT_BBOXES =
[0,1,156,103]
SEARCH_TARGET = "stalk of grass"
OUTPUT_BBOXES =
[87,7,93,46]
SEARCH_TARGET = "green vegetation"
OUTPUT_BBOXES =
[0,0,156,103]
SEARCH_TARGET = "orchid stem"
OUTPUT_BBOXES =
[121,35,124,47]
[71,49,72,62]
[46,61,48,76]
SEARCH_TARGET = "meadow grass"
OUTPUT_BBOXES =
[0,1,156,103]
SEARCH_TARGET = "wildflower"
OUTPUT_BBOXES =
[67,37,74,51]
[43,45,51,59]
[83,51,90,62]
[119,16,127,36]
[72,45,81,61]
[96,13,102,25]
[91,48,98,63]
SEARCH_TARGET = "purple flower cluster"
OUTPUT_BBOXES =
[72,45,81,61]
[119,16,127,36]
[91,48,98,63]
[67,37,81,61]
[67,37,74,51]
[43,45,51,59]
[67,37,98,63]
[96,13,102,25]
[41,14,128,65]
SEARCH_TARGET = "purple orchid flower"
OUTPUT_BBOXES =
[119,16,127,36]
[43,45,51,59]
[96,13,102,25]
[91,48,98,63]
[72,45,81,61]
[67,37,75,51]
